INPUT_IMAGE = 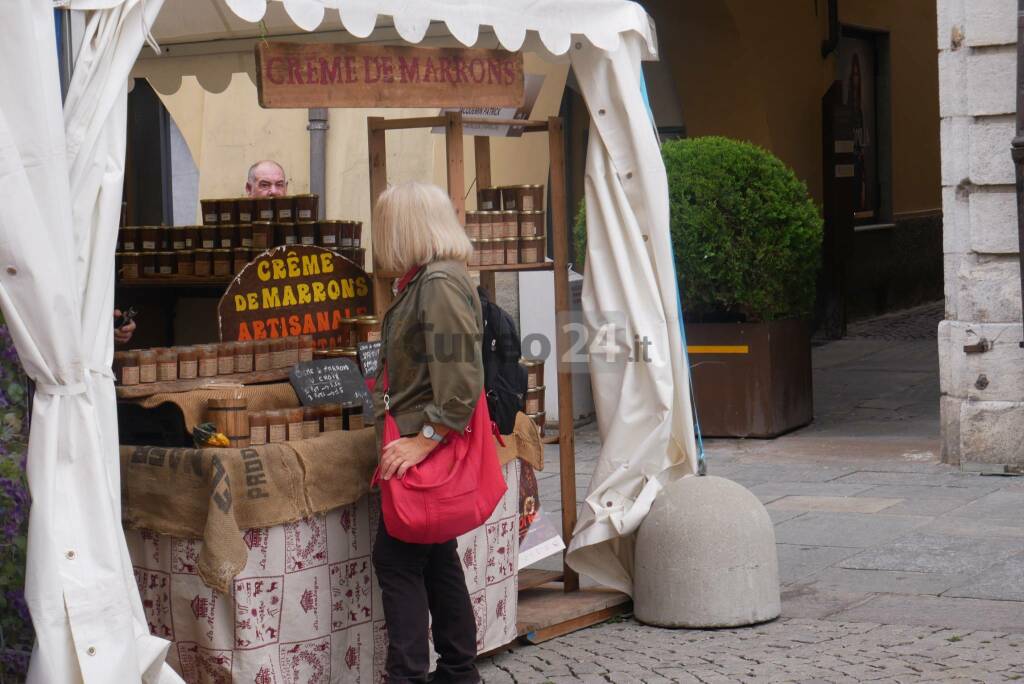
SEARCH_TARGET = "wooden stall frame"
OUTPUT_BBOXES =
[367,112,630,640]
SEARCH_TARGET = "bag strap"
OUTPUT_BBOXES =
[381,360,391,414]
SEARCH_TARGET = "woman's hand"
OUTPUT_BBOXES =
[113,309,136,345]
[380,435,437,480]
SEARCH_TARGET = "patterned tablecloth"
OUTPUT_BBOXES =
[126,460,521,683]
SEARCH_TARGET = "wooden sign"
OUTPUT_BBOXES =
[356,340,382,378]
[218,245,373,350]
[255,41,524,109]
[289,358,372,415]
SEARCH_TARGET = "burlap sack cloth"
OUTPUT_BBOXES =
[131,382,301,432]
[121,413,542,593]
[121,429,377,593]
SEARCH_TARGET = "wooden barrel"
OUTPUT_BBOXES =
[208,397,250,448]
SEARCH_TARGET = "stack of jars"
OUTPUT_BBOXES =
[247,402,366,445]
[111,334,317,386]
[466,185,546,268]
[115,194,369,279]
[520,357,546,436]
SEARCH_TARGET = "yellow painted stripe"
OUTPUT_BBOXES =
[687,345,750,355]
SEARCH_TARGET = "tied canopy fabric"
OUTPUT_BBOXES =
[565,33,699,595]
[0,1,178,682]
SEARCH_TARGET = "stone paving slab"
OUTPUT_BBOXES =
[795,567,967,596]
[776,544,862,585]
[943,553,1024,601]
[748,481,878,500]
[768,495,902,514]
[838,533,1024,575]
[830,594,1024,632]
[772,512,930,547]
[945,490,1024,523]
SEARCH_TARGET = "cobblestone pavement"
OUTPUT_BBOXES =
[487,325,1024,682]
[845,301,944,341]
[479,619,1024,682]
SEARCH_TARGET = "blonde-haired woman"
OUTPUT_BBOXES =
[371,182,482,683]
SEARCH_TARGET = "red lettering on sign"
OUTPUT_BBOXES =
[267,57,287,85]
[252,320,266,339]
[287,58,303,84]
[487,59,501,84]
[364,56,382,84]
[302,313,317,334]
[288,314,302,336]
[470,59,485,83]
[398,56,419,83]
[504,60,515,84]
[453,57,471,84]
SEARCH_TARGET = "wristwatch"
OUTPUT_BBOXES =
[420,424,443,443]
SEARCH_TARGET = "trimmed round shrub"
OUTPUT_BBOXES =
[575,136,823,322]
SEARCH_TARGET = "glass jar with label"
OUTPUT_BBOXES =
[176,250,195,276]
[504,238,520,265]
[253,340,271,371]
[270,338,288,368]
[217,198,238,224]
[178,346,198,379]
[237,198,255,224]
[233,248,251,274]
[294,194,318,221]
[122,252,141,279]
[267,410,288,443]
[156,348,178,382]
[302,406,321,439]
[117,351,140,386]
[157,251,175,275]
[120,227,139,251]
[197,344,219,377]
[277,223,297,247]
[194,249,213,277]
[318,220,339,248]
[137,349,157,384]
[274,196,294,222]
[355,316,381,344]
[234,340,254,373]
[286,407,304,441]
[171,227,187,251]
[217,342,236,375]
[477,187,499,211]
[255,197,274,221]
[199,225,218,249]
[298,221,317,245]
[249,411,268,446]
[237,224,253,249]
[479,212,495,239]
[140,226,160,251]
[201,199,219,225]
[468,242,481,268]
[465,212,481,239]
[218,224,236,248]
[321,405,343,432]
[184,225,200,249]
[519,235,546,264]
[285,337,299,365]
[252,221,273,250]
[212,249,232,276]
[140,253,157,276]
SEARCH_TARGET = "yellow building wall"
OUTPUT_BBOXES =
[646,0,940,216]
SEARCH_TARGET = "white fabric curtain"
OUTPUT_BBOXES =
[0,1,179,682]
[566,33,698,595]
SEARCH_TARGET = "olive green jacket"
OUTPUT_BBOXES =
[372,260,484,442]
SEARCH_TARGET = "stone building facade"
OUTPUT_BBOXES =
[938,0,1024,469]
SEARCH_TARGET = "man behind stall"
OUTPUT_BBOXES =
[246,160,289,198]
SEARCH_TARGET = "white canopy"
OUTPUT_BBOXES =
[0,1,697,681]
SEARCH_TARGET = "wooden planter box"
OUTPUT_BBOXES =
[686,319,813,438]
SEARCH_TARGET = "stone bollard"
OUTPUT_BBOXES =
[634,475,780,628]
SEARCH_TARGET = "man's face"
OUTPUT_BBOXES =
[247,164,288,197]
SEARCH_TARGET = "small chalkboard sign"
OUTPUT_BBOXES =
[289,358,373,415]
[357,340,382,377]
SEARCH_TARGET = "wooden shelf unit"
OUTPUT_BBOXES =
[367,111,580,593]
[115,367,292,400]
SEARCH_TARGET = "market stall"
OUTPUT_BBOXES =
[0,1,699,682]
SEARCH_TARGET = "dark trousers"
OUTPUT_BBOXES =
[372,522,480,684]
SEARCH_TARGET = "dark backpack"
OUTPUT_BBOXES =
[478,287,527,434]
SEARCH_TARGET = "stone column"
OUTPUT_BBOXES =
[939,0,1024,470]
